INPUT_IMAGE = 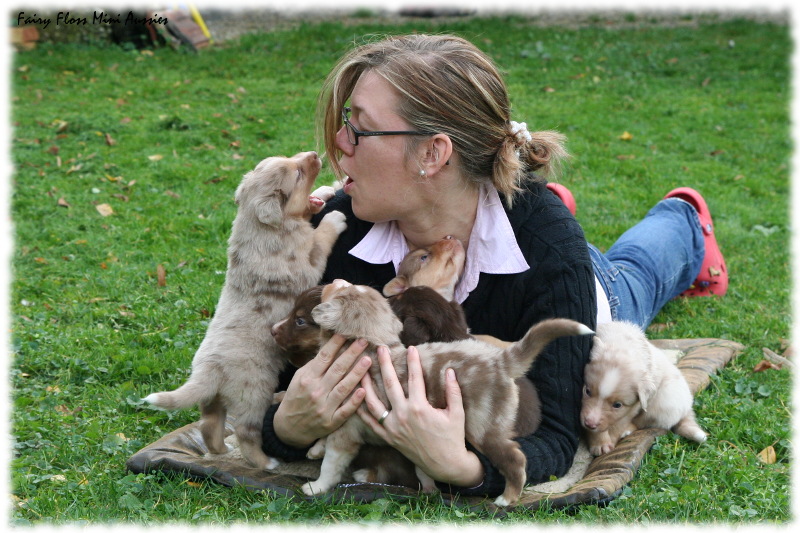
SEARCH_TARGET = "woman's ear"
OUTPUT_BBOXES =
[421,134,453,177]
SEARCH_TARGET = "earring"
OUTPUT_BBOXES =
[419,169,427,178]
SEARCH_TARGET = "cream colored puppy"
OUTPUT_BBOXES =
[144,151,346,470]
[581,321,707,456]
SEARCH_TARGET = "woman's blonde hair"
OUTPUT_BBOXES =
[318,33,568,206]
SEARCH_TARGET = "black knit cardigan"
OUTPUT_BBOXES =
[260,178,597,497]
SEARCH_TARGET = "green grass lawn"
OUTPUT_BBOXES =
[8,11,791,526]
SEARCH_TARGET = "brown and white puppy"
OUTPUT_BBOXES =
[581,321,707,456]
[270,285,324,369]
[300,280,593,507]
[144,152,347,470]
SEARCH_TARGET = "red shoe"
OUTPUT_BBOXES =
[547,182,577,216]
[664,187,728,297]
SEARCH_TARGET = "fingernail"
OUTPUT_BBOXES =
[446,368,455,380]
[357,338,368,347]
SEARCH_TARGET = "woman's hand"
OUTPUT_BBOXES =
[357,345,484,488]
[274,334,372,448]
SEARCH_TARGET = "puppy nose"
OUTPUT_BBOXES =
[582,417,598,430]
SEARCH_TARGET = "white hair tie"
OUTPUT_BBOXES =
[509,121,532,146]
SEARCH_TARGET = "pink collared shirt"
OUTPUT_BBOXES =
[349,184,529,304]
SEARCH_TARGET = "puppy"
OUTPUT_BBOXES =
[270,284,324,369]
[144,151,347,470]
[382,237,542,437]
[580,321,707,456]
[301,280,593,507]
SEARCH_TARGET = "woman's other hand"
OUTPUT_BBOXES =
[273,334,371,448]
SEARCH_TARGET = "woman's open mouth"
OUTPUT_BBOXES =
[343,176,354,195]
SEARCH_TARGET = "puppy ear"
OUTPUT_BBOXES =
[383,276,409,297]
[311,300,342,330]
[256,195,284,227]
[589,336,604,360]
[637,374,657,411]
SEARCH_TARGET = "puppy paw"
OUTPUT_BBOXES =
[415,466,438,493]
[264,457,281,471]
[352,468,373,483]
[321,210,347,234]
[311,185,336,202]
[493,494,516,508]
[589,442,616,456]
[306,438,326,460]
[301,480,329,496]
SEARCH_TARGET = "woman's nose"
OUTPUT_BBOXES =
[335,126,355,156]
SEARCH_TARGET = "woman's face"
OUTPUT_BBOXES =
[335,71,425,223]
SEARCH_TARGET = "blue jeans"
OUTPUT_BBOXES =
[589,198,705,328]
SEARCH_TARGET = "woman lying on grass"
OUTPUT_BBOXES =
[260,33,727,497]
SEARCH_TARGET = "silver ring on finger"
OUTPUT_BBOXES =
[378,410,390,425]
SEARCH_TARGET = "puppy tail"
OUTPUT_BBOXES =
[502,318,594,377]
[143,373,217,411]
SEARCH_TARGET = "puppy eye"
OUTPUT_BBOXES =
[583,385,591,397]
[295,317,306,327]
[612,401,623,409]
[419,254,430,263]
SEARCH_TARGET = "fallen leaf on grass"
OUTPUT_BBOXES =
[148,154,163,162]
[757,446,776,464]
[105,133,116,146]
[758,347,795,371]
[616,154,636,160]
[57,197,71,208]
[164,190,181,199]
[619,131,633,141]
[157,264,166,287]
[96,203,113,217]
[753,360,781,372]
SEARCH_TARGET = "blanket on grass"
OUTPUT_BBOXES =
[126,338,742,511]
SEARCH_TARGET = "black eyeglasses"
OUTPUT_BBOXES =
[341,107,435,146]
